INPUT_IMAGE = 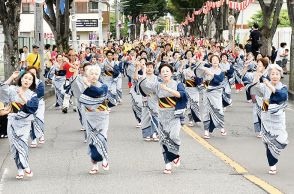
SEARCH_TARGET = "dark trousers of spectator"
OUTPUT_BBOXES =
[0,115,8,137]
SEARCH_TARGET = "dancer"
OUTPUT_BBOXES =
[134,61,159,141]
[252,64,288,175]
[198,55,226,139]
[1,71,38,179]
[78,65,115,174]
[139,63,187,174]
[27,67,45,147]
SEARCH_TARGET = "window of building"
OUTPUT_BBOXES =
[22,3,34,14]
[89,1,99,12]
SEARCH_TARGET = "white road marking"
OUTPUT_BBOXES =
[0,168,8,194]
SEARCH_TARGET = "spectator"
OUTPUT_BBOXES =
[271,46,277,64]
[26,44,41,70]
[281,48,289,74]
[249,23,262,57]
[20,46,29,70]
[245,39,252,54]
[51,45,58,61]
[44,44,52,83]
[275,42,287,68]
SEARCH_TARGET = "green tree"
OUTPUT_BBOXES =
[110,13,128,39]
[257,0,283,56]
[121,0,166,38]
[248,10,290,28]
[43,0,73,52]
[154,17,166,34]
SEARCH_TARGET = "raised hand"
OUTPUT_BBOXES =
[11,71,20,79]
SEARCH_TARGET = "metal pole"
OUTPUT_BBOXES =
[71,0,78,52]
[115,0,120,40]
[34,2,45,81]
[98,1,104,47]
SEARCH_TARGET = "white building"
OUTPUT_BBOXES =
[19,0,110,48]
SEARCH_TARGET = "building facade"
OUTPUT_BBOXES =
[19,0,110,48]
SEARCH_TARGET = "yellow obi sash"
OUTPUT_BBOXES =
[159,97,177,108]
[203,80,210,89]
[86,101,108,112]
[262,100,269,111]
[105,70,113,76]
[185,79,196,87]
[11,102,24,113]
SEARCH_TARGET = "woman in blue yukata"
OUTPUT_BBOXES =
[252,64,288,175]
[200,55,226,139]
[78,65,116,175]
[0,71,38,179]
[134,61,159,141]
[27,67,46,148]
[139,63,187,174]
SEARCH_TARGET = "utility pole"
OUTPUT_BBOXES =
[115,0,120,40]
[98,1,104,47]
[70,0,78,52]
[34,0,45,81]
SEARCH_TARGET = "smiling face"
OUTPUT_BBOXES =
[114,53,119,61]
[160,66,172,82]
[86,68,100,84]
[21,73,34,89]
[270,68,281,85]
[146,64,154,75]
[107,52,113,61]
[211,55,220,68]
[221,55,227,62]
[186,51,193,60]
[57,55,63,63]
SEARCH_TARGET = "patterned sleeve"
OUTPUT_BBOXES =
[270,86,288,104]
[139,78,159,97]
[36,81,45,99]
[251,82,267,98]
[83,85,108,98]
[21,95,39,114]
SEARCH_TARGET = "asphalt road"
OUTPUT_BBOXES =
[0,80,292,194]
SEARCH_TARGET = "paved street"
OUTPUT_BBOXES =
[0,80,293,194]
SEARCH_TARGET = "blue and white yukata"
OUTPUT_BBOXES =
[139,79,187,165]
[49,65,66,107]
[30,79,45,142]
[219,62,234,107]
[79,82,116,164]
[138,74,159,139]
[100,59,120,104]
[252,82,288,167]
[202,69,225,133]
[0,85,39,170]
[182,65,202,123]
[127,62,142,124]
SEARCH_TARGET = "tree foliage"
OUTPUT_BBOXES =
[248,9,290,28]
[167,0,205,23]
[43,0,73,52]
[109,13,128,39]
[121,0,167,22]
